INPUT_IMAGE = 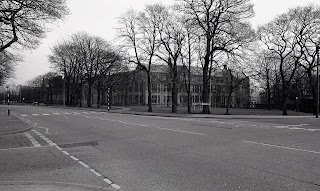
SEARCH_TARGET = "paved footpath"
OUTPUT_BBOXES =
[0,108,31,136]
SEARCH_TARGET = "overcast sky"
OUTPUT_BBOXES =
[9,0,320,85]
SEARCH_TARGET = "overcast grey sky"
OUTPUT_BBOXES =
[9,0,320,85]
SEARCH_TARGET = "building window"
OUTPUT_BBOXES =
[152,95,157,104]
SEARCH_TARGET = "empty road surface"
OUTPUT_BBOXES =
[1,105,319,191]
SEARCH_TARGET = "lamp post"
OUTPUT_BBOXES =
[6,86,10,116]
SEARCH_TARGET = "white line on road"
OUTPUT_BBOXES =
[24,132,41,147]
[70,156,79,161]
[103,178,113,184]
[90,169,102,176]
[78,161,90,168]
[27,129,121,189]
[86,116,207,136]
[242,140,320,154]
[154,127,207,136]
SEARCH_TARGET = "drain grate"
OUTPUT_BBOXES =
[58,141,99,148]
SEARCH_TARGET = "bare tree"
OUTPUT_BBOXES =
[259,6,316,115]
[181,21,198,113]
[117,9,160,112]
[177,0,254,114]
[294,5,320,114]
[95,49,122,108]
[0,0,68,52]
[153,4,186,113]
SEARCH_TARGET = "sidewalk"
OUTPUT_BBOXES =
[41,104,316,119]
[104,105,315,119]
[0,108,31,136]
[0,181,111,191]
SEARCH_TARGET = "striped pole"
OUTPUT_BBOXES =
[107,87,110,111]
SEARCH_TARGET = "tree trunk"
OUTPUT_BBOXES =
[147,72,152,112]
[266,69,271,110]
[202,63,210,114]
[202,34,211,114]
[171,62,178,113]
[187,34,192,114]
[282,84,288,116]
[87,81,92,107]
[97,82,101,108]
[225,90,232,115]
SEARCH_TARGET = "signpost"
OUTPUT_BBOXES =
[6,86,10,116]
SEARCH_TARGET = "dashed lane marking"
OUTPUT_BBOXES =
[274,124,319,132]
[79,161,90,168]
[21,112,102,117]
[86,116,207,136]
[30,129,121,190]
[242,140,320,154]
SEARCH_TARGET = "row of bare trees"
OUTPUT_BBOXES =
[257,5,320,115]
[117,0,256,114]
[48,33,122,107]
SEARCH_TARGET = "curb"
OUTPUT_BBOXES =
[30,105,316,119]
[0,181,114,191]
[0,127,32,137]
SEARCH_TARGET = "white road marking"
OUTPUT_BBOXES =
[27,129,120,189]
[242,140,320,154]
[70,156,79,161]
[86,116,207,136]
[21,115,28,117]
[24,132,41,147]
[79,161,90,168]
[274,124,319,132]
[43,114,50,116]
[103,178,113,184]
[32,114,39,116]
[111,184,121,189]
[90,169,102,176]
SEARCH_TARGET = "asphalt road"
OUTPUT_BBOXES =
[1,105,320,191]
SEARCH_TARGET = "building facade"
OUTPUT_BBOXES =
[110,65,250,108]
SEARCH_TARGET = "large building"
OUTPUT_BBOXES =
[110,65,250,108]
